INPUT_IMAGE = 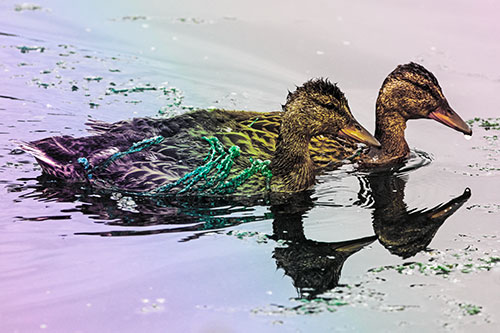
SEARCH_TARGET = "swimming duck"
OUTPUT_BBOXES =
[310,62,473,167]
[236,63,472,168]
[18,79,380,194]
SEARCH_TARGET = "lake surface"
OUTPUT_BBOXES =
[1,1,499,332]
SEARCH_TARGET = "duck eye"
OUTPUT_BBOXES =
[320,101,337,109]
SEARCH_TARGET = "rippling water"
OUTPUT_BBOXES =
[1,1,499,332]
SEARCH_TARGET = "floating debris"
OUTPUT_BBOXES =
[84,76,103,82]
[368,251,500,277]
[467,117,500,130]
[459,303,482,316]
[16,45,45,53]
[466,203,500,214]
[14,3,42,11]
[252,285,382,316]
[120,15,148,21]
[226,230,271,244]
[175,17,214,24]
[107,85,156,94]
[36,82,51,89]
[116,195,139,213]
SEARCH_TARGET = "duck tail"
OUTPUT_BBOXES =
[13,140,59,167]
[11,139,78,179]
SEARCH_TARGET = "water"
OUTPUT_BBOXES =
[1,1,499,332]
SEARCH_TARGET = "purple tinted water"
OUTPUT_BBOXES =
[1,1,499,332]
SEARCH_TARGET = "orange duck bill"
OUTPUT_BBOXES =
[428,101,472,135]
[338,121,381,147]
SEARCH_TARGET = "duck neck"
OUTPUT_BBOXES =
[271,115,316,192]
[374,105,410,160]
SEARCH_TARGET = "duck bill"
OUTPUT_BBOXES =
[426,187,471,220]
[332,235,378,254]
[428,102,472,135]
[338,122,381,147]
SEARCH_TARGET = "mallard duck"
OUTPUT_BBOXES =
[18,79,380,194]
[235,63,472,168]
[311,62,473,167]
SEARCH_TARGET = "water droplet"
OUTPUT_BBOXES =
[464,134,472,140]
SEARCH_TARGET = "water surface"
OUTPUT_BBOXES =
[1,1,499,332]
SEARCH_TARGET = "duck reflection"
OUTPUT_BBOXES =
[16,176,272,238]
[363,172,471,258]
[17,170,471,297]
[270,193,376,298]
[267,174,471,298]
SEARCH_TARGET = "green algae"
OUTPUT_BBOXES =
[93,78,182,110]
[14,3,42,11]
[467,117,500,130]
[107,85,158,94]
[252,285,384,316]
[16,46,45,53]
[117,16,148,21]
[84,76,103,82]
[460,303,482,316]
[227,230,270,243]
[252,297,350,315]
[175,17,214,24]
[368,252,500,277]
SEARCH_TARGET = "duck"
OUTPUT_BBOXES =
[232,63,472,169]
[18,79,380,195]
[310,62,473,167]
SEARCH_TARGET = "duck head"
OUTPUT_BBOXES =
[376,62,472,135]
[271,79,380,192]
[281,79,381,147]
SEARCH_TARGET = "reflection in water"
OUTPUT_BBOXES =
[16,176,272,239]
[270,194,376,298]
[365,172,472,258]
[268,171,471,298]
[15,168,471,298]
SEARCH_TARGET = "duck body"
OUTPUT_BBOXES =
[20,79,380,194]
[24,109,277,194]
